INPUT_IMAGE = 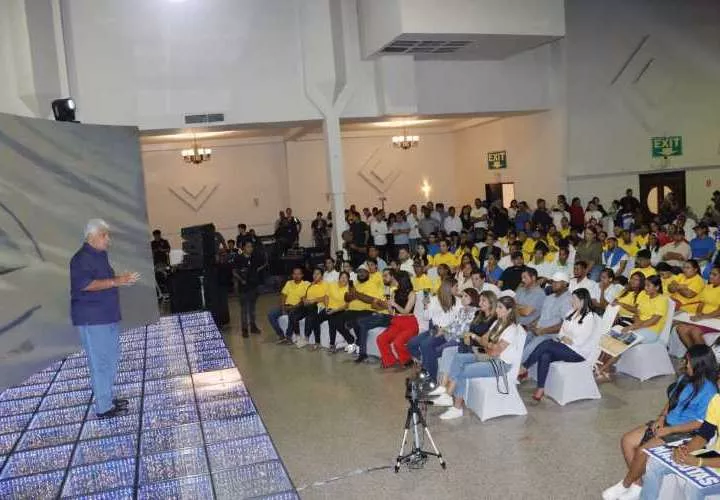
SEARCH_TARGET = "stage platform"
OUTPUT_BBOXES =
[0,312,297,499]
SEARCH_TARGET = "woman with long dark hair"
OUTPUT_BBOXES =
[433,296,523,420]
[603,345,718,500]
[325,271,355,353]
[376,270,418,368]
[668,259,705,313]
[299,268,329,349]
[612,272,646,325]
[414,243,430,269]
[518,288,598,401]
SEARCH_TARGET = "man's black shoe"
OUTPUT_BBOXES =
[354,354,369,364]
[96,405,129,419]
[242,327,249,338]
[250,325,261,334]
[112,398,129,407]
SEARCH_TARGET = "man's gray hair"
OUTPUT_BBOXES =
[84,219,110,239]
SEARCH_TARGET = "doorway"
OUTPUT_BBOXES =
[638,171,686,220]
[485,182,515,209]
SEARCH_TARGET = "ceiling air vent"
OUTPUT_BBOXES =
[184,113,225,125]
[380,40,472,55]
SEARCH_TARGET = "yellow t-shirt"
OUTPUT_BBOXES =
[633,234,649,248]
[699,285,720,314]
[636,293,669,333]
[673,274,706,313]
[704,395,720,450]
[616,291,639,318]
[432,252,458,269]
[348,280,384,311]
[412,274,435,293]
[559,228,570,238]
[630,266,657,279]
[369,271,383,288]
[522,238,536,262]
[281,280,310,306]
[326,283,349,310]
[618,240,639,257]
[305,282,328,302]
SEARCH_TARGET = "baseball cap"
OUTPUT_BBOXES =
[551,271,569,283]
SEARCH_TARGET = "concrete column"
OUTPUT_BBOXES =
[322,114,346,254]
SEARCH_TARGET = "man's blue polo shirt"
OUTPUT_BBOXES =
[70,242,120,326]
[690,235,716,260]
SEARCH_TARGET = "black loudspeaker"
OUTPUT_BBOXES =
[202,267,230,326]
[169,269,203,313]
[181,223,216,269]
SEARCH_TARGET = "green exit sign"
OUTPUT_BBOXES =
[652,136,682,158]
[488,150,507,170]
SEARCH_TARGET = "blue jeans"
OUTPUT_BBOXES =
[522,339,584,388]
[448,352,510,399]
[407,331,447,382]
[355,313,391,355]
[79,323,120,414]
[267,308,285,338]
[640,459,705,500]
[522,333,558,363]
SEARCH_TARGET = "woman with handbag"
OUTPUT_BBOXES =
[602,344,718,500]
[432,296,522,420]
[517,288,598,401]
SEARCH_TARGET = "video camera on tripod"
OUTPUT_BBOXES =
[395,369,447,472]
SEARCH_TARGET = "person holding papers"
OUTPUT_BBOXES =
[602,345,718,500]
[595,275,669,381]
[676,264,720,347]
[668,259,706,313]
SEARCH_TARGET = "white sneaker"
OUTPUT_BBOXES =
[345,344,358,354]
[427,386,447,397]
[296,337,308,348]
[618,484,641,500]
[602,481,630,500]
[439,407,463,420]
[433,394,454,407]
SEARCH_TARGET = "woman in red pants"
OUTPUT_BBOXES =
[377,270,419,368]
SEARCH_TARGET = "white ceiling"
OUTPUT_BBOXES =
[139,115,511,145]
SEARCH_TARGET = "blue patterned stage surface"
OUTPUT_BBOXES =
[0,312,298,499]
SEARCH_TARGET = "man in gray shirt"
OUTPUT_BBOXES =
[515,268,546,327]
[418,207,440,239]
[521,271,572,362]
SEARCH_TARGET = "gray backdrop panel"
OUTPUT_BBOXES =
[0,112,158,391]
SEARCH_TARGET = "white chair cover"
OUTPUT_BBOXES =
[616,297,676,381]
[465,327,528,422]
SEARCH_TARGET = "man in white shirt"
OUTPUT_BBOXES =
[569,260,600,300]
[551,206,570,230]
[397,247,414,274]
[323,257,339,282]
[407,204,420,252]
[527,244,555,282]
[471,269,501,296]
[659,229,691,268]
[584,202,603,223]
[551,246,574,277]
[370,212,388,258]
[470,198,489,230]
[443,206,463,234]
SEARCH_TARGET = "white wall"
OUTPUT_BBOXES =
[566,0,720,178]
[399,0,565,36]
[454,112,566,204]
[415,44,554,115]
[287,132,459,219]
[0,1,35,117]
[142,138,289,248]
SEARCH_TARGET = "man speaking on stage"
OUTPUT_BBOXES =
[70,219,140,418]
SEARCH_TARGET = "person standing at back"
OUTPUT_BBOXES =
[70,219,140,419]
[234,240,264,337]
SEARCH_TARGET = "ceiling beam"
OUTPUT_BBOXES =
[449,117,503,132]
[283,125,316,142]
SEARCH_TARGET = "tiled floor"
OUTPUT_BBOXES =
[0,312,297,499]
[223,294,675,500]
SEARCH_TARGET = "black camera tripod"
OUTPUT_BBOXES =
[395,395,446,472]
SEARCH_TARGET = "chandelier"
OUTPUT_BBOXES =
[181,136,212,164]
[392,129,419,150]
